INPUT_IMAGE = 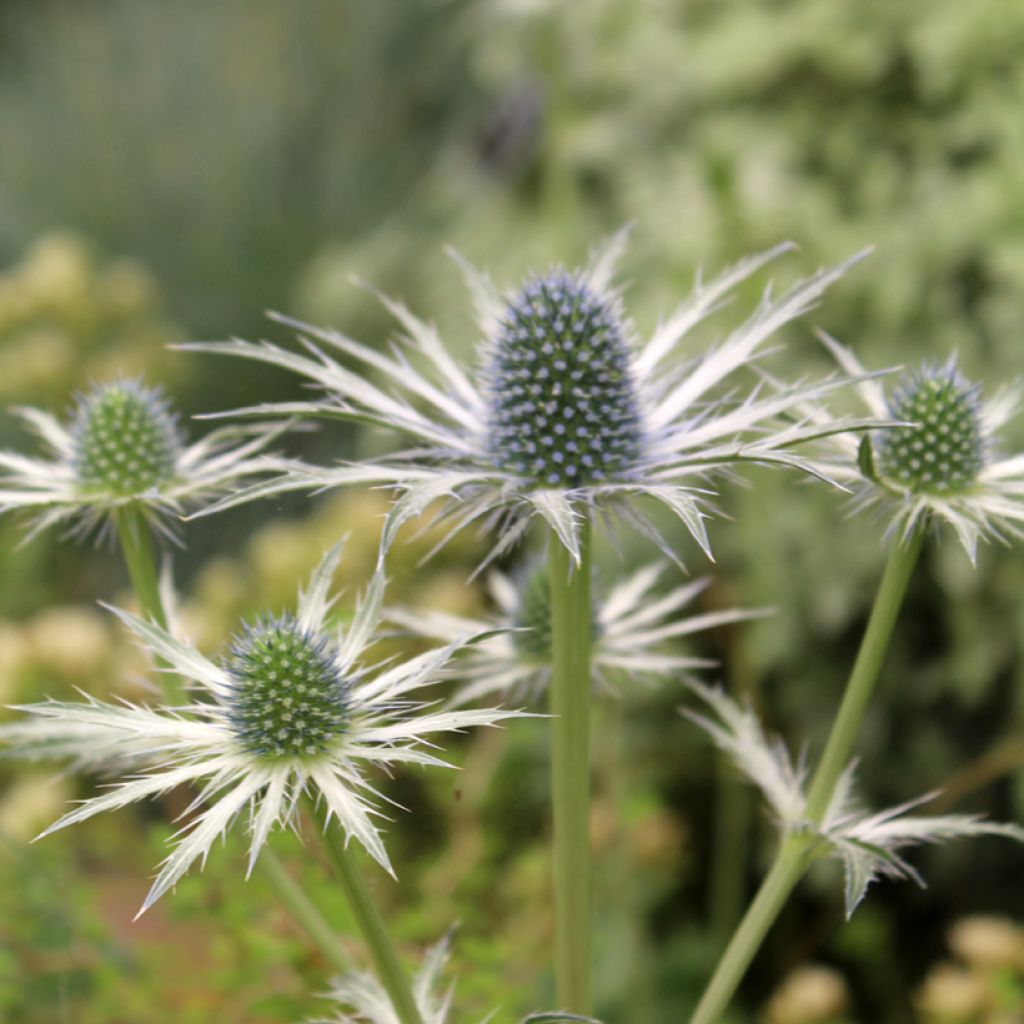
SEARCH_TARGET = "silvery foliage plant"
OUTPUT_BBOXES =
[1,232,1020,1024]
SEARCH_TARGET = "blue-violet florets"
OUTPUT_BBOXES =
[486,271,643,489]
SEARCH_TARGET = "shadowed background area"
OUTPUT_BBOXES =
[0,2,1022,1022]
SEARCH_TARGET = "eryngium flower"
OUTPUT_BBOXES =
[0,377,283,541]
[0,545,520,914]
[815,335,1024,562]
[388,559,766,707]
[184,234,874,565]
[683,682,1024,917]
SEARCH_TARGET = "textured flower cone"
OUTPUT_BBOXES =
[486,272,643,489]
[73,381,181,497]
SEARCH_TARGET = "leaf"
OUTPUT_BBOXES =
[857,434,879,483]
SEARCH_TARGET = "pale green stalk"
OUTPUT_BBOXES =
[111,504,351,977]
[312,801,424,1024]
[549,515,593,1014]
[258,847,350,975]
[112,505,182,703]
[691,527,926,1024]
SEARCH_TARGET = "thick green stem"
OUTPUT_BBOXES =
[112,504,350,977]
[690,836,812,1024]
[690,528,926,1022]
[549,517,593,1015]
[312,802,424,1024]
[259,847,350,975]
[803,527,925,823]
[113,505,168,629]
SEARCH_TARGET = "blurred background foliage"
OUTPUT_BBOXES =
[0,0,1022,1021]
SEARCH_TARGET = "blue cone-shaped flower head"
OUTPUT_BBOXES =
[226,615,351,759]
[183,233,875,567]
[72,380,182,498]
[486,271,643,489]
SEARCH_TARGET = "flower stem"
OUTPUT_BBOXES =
[549,515,593,1015]
[689,528,926,1023]
[312,802,424,1024]
[690,835,813,1024]
[258,847,350,975]
[113,505,168,629]
[111,504,352,978]
[112,505,182,702]
[802,526,925,824]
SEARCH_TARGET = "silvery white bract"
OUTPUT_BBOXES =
[184,233,876,566]
[313,934,488,1024]
[388,559,766,707]
[0,378,283,543]
[0,544,522,915]
[814,334,1024,563]
[682,681,1024,918]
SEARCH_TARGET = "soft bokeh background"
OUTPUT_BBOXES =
[1,2,1023,1022]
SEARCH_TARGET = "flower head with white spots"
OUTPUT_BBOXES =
[0,377,284,543]
[388,558,766,707]
[814,334,1024,563]
[184,234,876,567]
[0,544,522,915]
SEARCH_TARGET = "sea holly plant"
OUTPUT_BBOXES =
[2,544,523,1024]
[0,377,284,663]
[688,343,1024,1024]
[183,234,877,1014]
[815,335,1024,563]
[388,558,766,707]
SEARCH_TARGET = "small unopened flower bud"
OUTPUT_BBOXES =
[72,379,181,497]
[875,364,984,496]
[226,616,350,759]
[487,271,643,489]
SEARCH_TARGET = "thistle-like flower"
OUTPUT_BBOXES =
[185,235,875,565]
[815,336,1024,562]
[0,545,521,914]
[0,377,282,542]
[683,682,1024,917]
[388,558,766,707]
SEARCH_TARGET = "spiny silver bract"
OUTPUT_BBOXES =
[876,364,984,496]
[486,271,643,489]
[72,380,181,497]
[225,615,350,759]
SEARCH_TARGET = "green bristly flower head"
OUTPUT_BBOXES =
[875,363,984,496]
[512,563,598,662]
[72,380,182,497]
[226,615,350,759]
[486,270,644,489]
